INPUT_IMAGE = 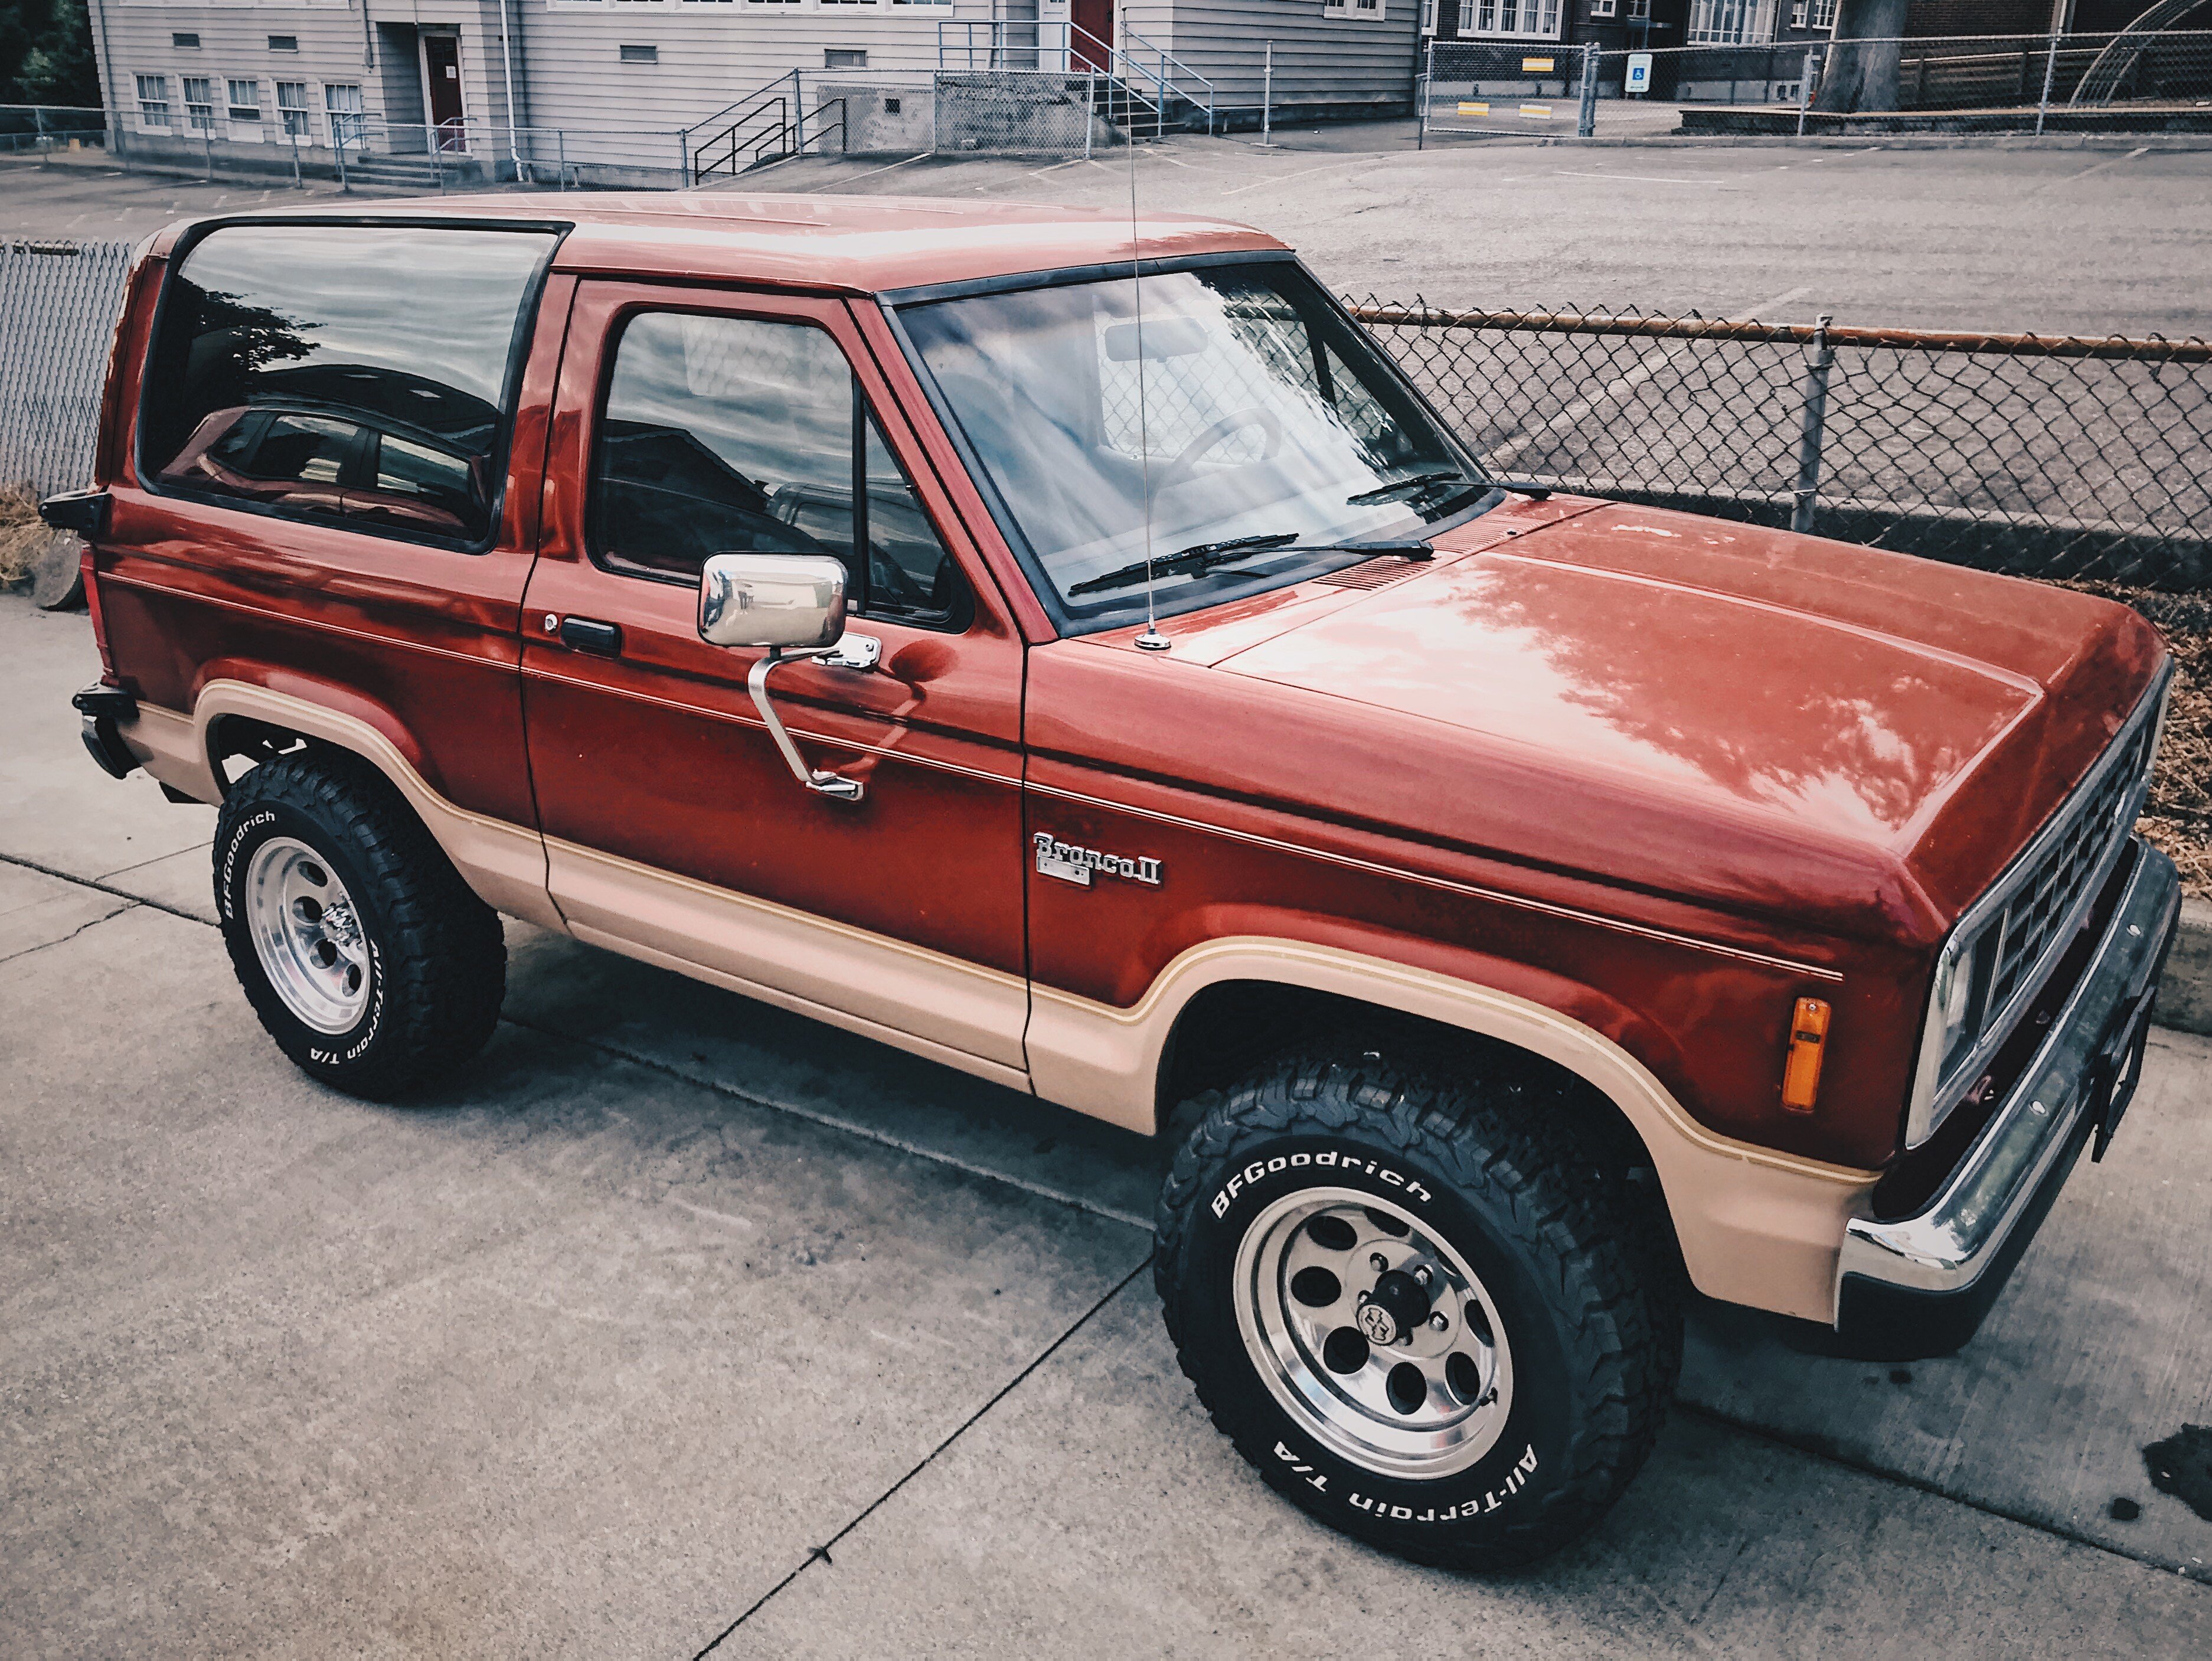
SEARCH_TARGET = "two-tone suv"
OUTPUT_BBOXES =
[48,198,2177,1568]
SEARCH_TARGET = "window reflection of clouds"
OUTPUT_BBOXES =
[607,314,850,490]
[905,266,1463,617]
[180,226,553,410]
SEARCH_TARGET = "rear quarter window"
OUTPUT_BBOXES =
[139,223,557,549]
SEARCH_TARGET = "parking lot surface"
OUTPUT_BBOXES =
[4,586,2210,1655]
[9,138,2212,334]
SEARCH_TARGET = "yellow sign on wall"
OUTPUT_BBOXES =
[1519,103,1554,118]
[1522,56,1556,72]
[1458,101,1491,115]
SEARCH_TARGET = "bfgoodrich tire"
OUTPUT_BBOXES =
[1155,1048,1682,1570]
[213,748,505,1101]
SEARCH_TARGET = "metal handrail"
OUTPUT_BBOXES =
[935,18,1217,135]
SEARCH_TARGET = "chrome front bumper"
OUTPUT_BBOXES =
[1834,838,2179,1356]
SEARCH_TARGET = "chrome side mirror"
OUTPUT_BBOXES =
[698,552,848,651]
[697,553,866,805]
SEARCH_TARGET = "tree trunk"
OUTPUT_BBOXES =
[1814,0,1913,112]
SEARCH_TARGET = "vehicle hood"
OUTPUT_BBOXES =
[1152,500,2167,944]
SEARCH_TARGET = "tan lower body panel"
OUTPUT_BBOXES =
[545,837,1031,1073]
[130,687,1865,1323]
[1031,938,1875,1324]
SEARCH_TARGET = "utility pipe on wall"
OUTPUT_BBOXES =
[499,0,525,183]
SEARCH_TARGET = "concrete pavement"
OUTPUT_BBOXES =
[3,590,2209,1655]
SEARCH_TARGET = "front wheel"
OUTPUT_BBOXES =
[1155,1049,1681,1570]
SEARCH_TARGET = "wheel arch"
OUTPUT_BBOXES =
[1028,939,1874,1325]
[122,677,561,931]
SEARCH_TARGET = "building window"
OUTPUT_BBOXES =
[269,35,298,52]
[1593,0,1616,13]
[1322,0,1386,16]
[1687,0,1776,44]
[1422,0,1437,29]
[1796,0,1835,24]
[825,48,867,67]
[182,77,216,132]
[277,81,311,138]
[1628,0,1649,14]
[135,74,170,129]
[227,80,263,125]
[324,83,365,148]
[619,43,658,61]
[1459,0,1560,34]
[172,32,200,49]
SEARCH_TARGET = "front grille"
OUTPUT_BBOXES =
[1981,715,2157,1022]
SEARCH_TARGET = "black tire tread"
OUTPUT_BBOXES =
[1154,1045,1682,1571]
[215,748,505,1099]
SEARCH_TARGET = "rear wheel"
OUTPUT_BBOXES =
[1155,1047,1681,1569]
[214,749,505,1100]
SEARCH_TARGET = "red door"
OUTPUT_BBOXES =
[423,35,465,151]
[1072,0,1113,69]
[519,282,1033,1071]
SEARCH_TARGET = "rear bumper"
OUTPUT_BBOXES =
[71,683,140,780]
[1834,838,2178,1359]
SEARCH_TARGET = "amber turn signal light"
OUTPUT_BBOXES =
[1780,997,1831,1115]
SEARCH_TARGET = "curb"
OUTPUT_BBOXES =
[2153,897,2212,1035]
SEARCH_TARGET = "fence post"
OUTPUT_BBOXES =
[334,126,348,191]
[679,128,691,187]
[1798,49,1819,137]
[1791,314,1834,536]
[202,126,214,182]
[2035,31,2060,136]
[558,128,567,190]
[288,123,302,188]
[1263,43,1274,146]
[1577,41,1599,138]
[1085,71,1095,159]
[1419,37,1432,151]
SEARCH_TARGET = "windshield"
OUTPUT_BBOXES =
[897,261,1494,632]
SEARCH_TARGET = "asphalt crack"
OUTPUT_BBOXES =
[0,899,141,967]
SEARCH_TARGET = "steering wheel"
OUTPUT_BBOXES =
[1153,408,1284,494]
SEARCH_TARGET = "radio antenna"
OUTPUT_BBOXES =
[1129,126,1169,653]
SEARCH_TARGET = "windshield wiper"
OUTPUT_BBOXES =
[1346,470,1468,506]
[1069,533,1432,599]
[1068,531,1300,596]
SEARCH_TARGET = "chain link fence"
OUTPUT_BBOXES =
[1421,32,2212,141]
[1351,301,2212,586]
[1,240,134,498]
[8,241,2208,586]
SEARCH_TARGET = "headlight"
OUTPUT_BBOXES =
[1904,932,1982,1148]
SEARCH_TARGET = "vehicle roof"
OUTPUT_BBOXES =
[155,193,1289,295]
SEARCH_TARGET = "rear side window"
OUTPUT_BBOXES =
[140,223,556,549]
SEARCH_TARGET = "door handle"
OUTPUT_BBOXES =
[557,616,622,656]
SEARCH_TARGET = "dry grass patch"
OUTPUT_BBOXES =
[0,482,48,586]
[2053,581,2212,899]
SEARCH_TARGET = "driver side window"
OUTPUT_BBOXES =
[590,310,966,627]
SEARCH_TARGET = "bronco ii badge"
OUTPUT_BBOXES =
[1034,832,1162,889]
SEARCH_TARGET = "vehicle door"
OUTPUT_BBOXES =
[520,282,1030,1073]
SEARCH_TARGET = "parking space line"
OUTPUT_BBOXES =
[1220,157,1383,195]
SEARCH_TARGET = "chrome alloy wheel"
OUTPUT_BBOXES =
[243,837,372,1035]
[1233,1187,1514,1480]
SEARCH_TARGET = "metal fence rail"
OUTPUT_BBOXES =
[1420,32,2212,142]
[1351,302,2212,587]
[0,240,134,498]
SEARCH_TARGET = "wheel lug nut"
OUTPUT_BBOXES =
[1413,1265,1433,1289]
[1370,1252,1390,1272]
[1429,1312,1449,1332]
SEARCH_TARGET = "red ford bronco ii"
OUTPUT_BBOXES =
[49,198,2177,1568]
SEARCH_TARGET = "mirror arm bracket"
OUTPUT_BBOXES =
[748,647,865,805]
